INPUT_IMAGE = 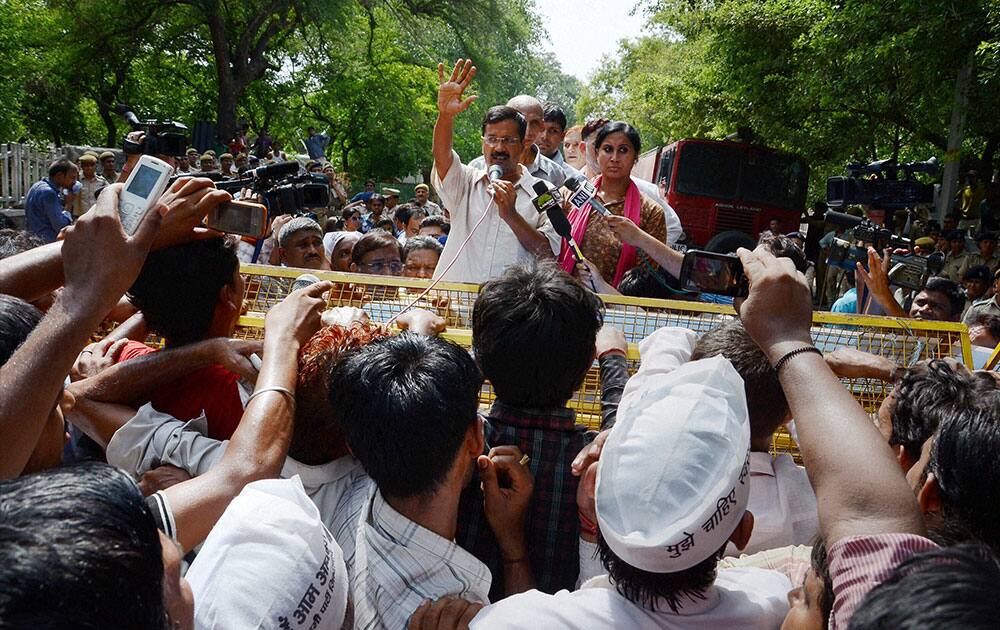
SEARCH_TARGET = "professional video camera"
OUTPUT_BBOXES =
[826,158,938,210]
[175,161,330,216]
[116,105,189,157]
[824,210,944,291]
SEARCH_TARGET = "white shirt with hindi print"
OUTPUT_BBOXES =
[469,568,790,629]
[351,489,492,630]
[432,150,559,284]
[105,403,375,572]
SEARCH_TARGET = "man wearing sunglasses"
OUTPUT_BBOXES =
[431,59,560,284]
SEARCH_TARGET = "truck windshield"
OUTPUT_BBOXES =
[743,152,808,210]
[674,142,807,210]
[675,142,740,200]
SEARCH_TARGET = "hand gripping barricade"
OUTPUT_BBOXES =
[230,263,973,461]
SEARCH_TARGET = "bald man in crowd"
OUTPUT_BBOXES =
[469,95,568,188]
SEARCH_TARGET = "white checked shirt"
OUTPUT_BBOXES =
[432,150,559,284]
[726,451,819,557]
[106,404,374,571]
[352,490,492,629]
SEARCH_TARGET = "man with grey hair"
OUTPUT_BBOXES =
[277,216,326,270]
[469,94,568,188]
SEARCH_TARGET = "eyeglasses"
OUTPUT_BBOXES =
[359,260,403,274]
[405,264,437,275]
[482,135,521,148]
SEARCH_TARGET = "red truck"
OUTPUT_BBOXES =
[633,138,809,252]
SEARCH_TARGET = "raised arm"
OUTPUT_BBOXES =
[856,247,908,318]
[736,246,924,545]
[68,338,262,416]
[433,59,478,181]
[157,281,332,551]
[604,215,683,277]
[0,177,227,304]
[0,185,163,478]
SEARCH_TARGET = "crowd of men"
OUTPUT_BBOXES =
[2,57,1000,629]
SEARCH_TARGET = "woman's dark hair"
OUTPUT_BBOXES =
[850,543,1000,629]
[596,533,720,613]
[0,294,42,367]
[595,121,641,155]
[350,229,402,265]
[472,262,603,408]
[0,463,167,629]
[128,238,239,346]
[341,207,361,221]
[328,334,483,498]
[481,106,527,140]
[581,118,610,141]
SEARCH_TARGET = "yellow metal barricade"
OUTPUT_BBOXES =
[237,264,974,460]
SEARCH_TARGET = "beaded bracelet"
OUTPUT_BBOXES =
[772,346,823,372]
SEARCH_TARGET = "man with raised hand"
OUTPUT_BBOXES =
[431,59,558,284]
[734,245,932,628]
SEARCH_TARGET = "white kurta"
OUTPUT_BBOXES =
[470,568,791,629]
[432,150,559,284]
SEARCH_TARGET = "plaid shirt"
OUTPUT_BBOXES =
[457,402,594,599]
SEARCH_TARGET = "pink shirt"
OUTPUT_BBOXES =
[828,533,938,629]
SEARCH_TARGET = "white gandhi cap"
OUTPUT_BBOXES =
[596,353,751,573]
[186,476,349,629]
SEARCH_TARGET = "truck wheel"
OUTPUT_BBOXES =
[705,230,756,254]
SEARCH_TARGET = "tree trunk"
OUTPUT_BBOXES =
[216,88,239,145]
[98,104,118,148]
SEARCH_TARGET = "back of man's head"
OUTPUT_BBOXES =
[690,320,788,445]
[473,262,603,409]
[850,543,1000,630]
[128,237,239,346]
[929,390,1000,549]
[890,359,985,462]
[0,463,165,628]
[758,234,808,273]
[0,294,42,366]
[290,323,390,466]
[328,333,483,499]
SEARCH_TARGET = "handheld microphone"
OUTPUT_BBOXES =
[487,164,503,181]
[564,175,611,217]
[532,181,591,288]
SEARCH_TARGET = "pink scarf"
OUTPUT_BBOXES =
[559,176,642,287]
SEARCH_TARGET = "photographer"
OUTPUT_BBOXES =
[856,247,964,321]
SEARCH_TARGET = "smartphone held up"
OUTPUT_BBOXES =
[679,250,749,298]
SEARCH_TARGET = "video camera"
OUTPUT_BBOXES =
[173,161,330,216]
[116,106,189,157]
[826,158,938,210]
[824,210,944,291]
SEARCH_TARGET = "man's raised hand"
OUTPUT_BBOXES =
[61,183,163,314]
[735,246,813,362]
[437,59,478,118]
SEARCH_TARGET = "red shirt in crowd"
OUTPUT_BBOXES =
[117,340,244,440]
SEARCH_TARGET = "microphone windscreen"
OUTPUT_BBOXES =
[291,273,321,293]
[488,164,503,181]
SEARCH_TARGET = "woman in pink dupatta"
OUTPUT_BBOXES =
[558,122,666,287]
